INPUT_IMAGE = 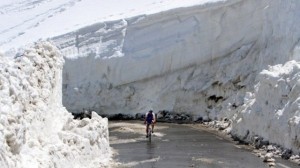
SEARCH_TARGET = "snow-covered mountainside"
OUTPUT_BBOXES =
[0,42,110,168]
[0,0,223,53]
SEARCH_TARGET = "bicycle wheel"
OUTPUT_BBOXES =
[148,128,152,141]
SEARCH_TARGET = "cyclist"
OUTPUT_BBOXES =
[144,109,156,138]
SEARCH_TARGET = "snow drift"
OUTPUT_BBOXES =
[56,0,300,152]
[232,60,300,152]
[0,42,110,168]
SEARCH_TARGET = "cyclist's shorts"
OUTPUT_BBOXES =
[146,120,153,125]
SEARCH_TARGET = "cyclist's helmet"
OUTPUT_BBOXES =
[149,109,153,113]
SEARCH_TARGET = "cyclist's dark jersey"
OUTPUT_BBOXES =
[146,112,154,124]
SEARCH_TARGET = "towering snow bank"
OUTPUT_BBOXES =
[55,0,300,152]
[232,60,300,152]
[59,0,300,116]
[0,42,110,168]
[59,0,261,113]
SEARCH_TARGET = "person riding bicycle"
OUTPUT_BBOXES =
[144,109,156,138]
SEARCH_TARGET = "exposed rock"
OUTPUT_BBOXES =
[254,137,269,149]
[108,113,135,120]
[72,110,92,120]
[281,149,292,160]
[194,116,203,123]
[155,111,192,123]
[135,113,145,120]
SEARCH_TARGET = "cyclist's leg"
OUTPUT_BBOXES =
[151,122,155,133]
[146,123,150,137]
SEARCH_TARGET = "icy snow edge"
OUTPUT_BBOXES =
[0,42,110,168]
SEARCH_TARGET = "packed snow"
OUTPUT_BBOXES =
[0,0,224,53]
[2,0,300,165]
[57,0,300,153]
[232,60,300,152]
[0,42,110,168]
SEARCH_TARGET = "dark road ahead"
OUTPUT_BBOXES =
[109,121,297,168]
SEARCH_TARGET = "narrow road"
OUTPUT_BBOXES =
[109,121,297,168]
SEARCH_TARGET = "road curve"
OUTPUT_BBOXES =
[109,121,297,168]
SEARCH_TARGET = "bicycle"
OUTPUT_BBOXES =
[147,126,152,141]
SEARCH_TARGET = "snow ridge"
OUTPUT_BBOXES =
[0,42,110,168]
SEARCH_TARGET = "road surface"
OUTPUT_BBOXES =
[109,121,298,168]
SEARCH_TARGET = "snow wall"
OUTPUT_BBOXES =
[54,0,300,151]
[0,42,110,168]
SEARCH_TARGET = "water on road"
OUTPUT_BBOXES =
[109,121,297,168]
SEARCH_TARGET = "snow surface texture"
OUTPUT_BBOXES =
[59,0,300,113]
[0,42,110,168]
[2,0,300,155]
[0,0,224,53]
[232,60,300,152]
[60,0,262,113]
[57,0,300,151]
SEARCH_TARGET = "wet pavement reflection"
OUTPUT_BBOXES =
[109,121,298,168]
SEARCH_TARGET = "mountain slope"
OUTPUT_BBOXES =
[0,0,223,52]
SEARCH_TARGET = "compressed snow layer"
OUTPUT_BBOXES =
[60,0,300,114]
[60,0,258,112]
[0,0,224,52]
[57,0,300,152]
[0,42,110,168]
[232,61,300,152]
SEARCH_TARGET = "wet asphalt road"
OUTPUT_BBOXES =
[109,121,298,168]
